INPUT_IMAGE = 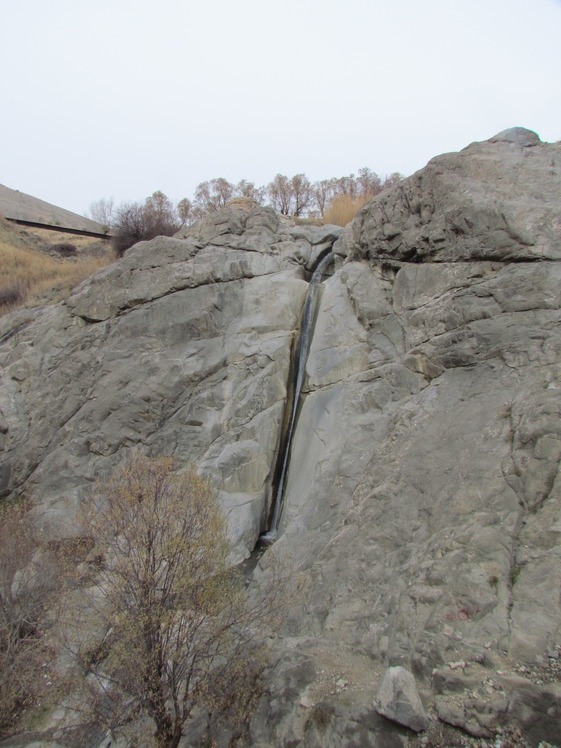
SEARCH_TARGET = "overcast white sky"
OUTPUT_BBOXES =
[2,0,560,216]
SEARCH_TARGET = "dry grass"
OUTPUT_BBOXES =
[322,194,371,227]
[0,220,114,315]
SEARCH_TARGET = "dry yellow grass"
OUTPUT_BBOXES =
[0,220,114,315]
[322,194,371,227]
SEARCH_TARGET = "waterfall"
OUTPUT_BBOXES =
[260,252,334,542]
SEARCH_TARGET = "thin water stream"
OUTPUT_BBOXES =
[260,252,334,542]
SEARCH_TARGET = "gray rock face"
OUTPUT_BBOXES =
[0,205,341,561]
[251,131,561,745]
[343,127,561,263]
[375,666,428,732]
[490,126,542,147]
[2,130,561,746]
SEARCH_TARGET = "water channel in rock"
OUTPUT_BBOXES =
[259,252,334,543]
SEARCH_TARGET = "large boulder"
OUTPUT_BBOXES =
[342,127,561,263]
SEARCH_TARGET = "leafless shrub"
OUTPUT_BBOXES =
[0,502,61,733]
[0,283,24,311]
[63,454,288,748]
[51,242,77,257]
[112,191,181,257]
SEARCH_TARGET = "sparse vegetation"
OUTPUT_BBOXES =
[90,167,404,254]
[0,502,61,735]
[322,193,371,227]
[0,219,113,316]
[309,703,333,730]
[110,190,185,256]
[65,454,285,748]
[50,242,77,256]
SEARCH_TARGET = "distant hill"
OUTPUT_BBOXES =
[0,183,107,235]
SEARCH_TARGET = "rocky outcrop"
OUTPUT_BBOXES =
[342,124,560,263]
[1,128,561,746]
[252,128,561,746]
[0,206,341,559]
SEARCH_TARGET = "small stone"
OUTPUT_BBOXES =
[448,661,466,670]
[299,696,313,709]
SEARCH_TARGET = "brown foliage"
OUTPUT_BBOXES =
[111,191,182,257]
[67,454,285,748]
[322,193,371,227]
[51,242,77,257]
[0,219,112,316]
[0,502,60,734]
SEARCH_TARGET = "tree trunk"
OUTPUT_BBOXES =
[166,724,184,748]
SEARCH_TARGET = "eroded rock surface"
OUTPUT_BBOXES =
[342,125,561,263]
[252,128,561,747]
[0,206,341,560]
[1,129,561,746]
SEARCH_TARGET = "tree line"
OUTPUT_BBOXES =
[90,168,402,255]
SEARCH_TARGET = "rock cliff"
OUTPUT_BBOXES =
[1,128,561,746]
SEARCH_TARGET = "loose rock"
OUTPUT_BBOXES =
[374,666,429,732]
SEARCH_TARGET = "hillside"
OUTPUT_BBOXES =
[0,218,113,315]
[0,183,107,235]
[1,128,560,747]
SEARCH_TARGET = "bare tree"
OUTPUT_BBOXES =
[111,201,148,256]
[290,174,313,217]
[266,174,293,215]
[88,197,115,231]
[312,178,337,217]
[111,192,180,256]
[194,178,235,217]
[144,191,181,237]
[234,180,264,204]
[334,174,357,198]
[382,172,403,189]
[356,167,382,198]
[176,197,194,226]
[68,455,284,748]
